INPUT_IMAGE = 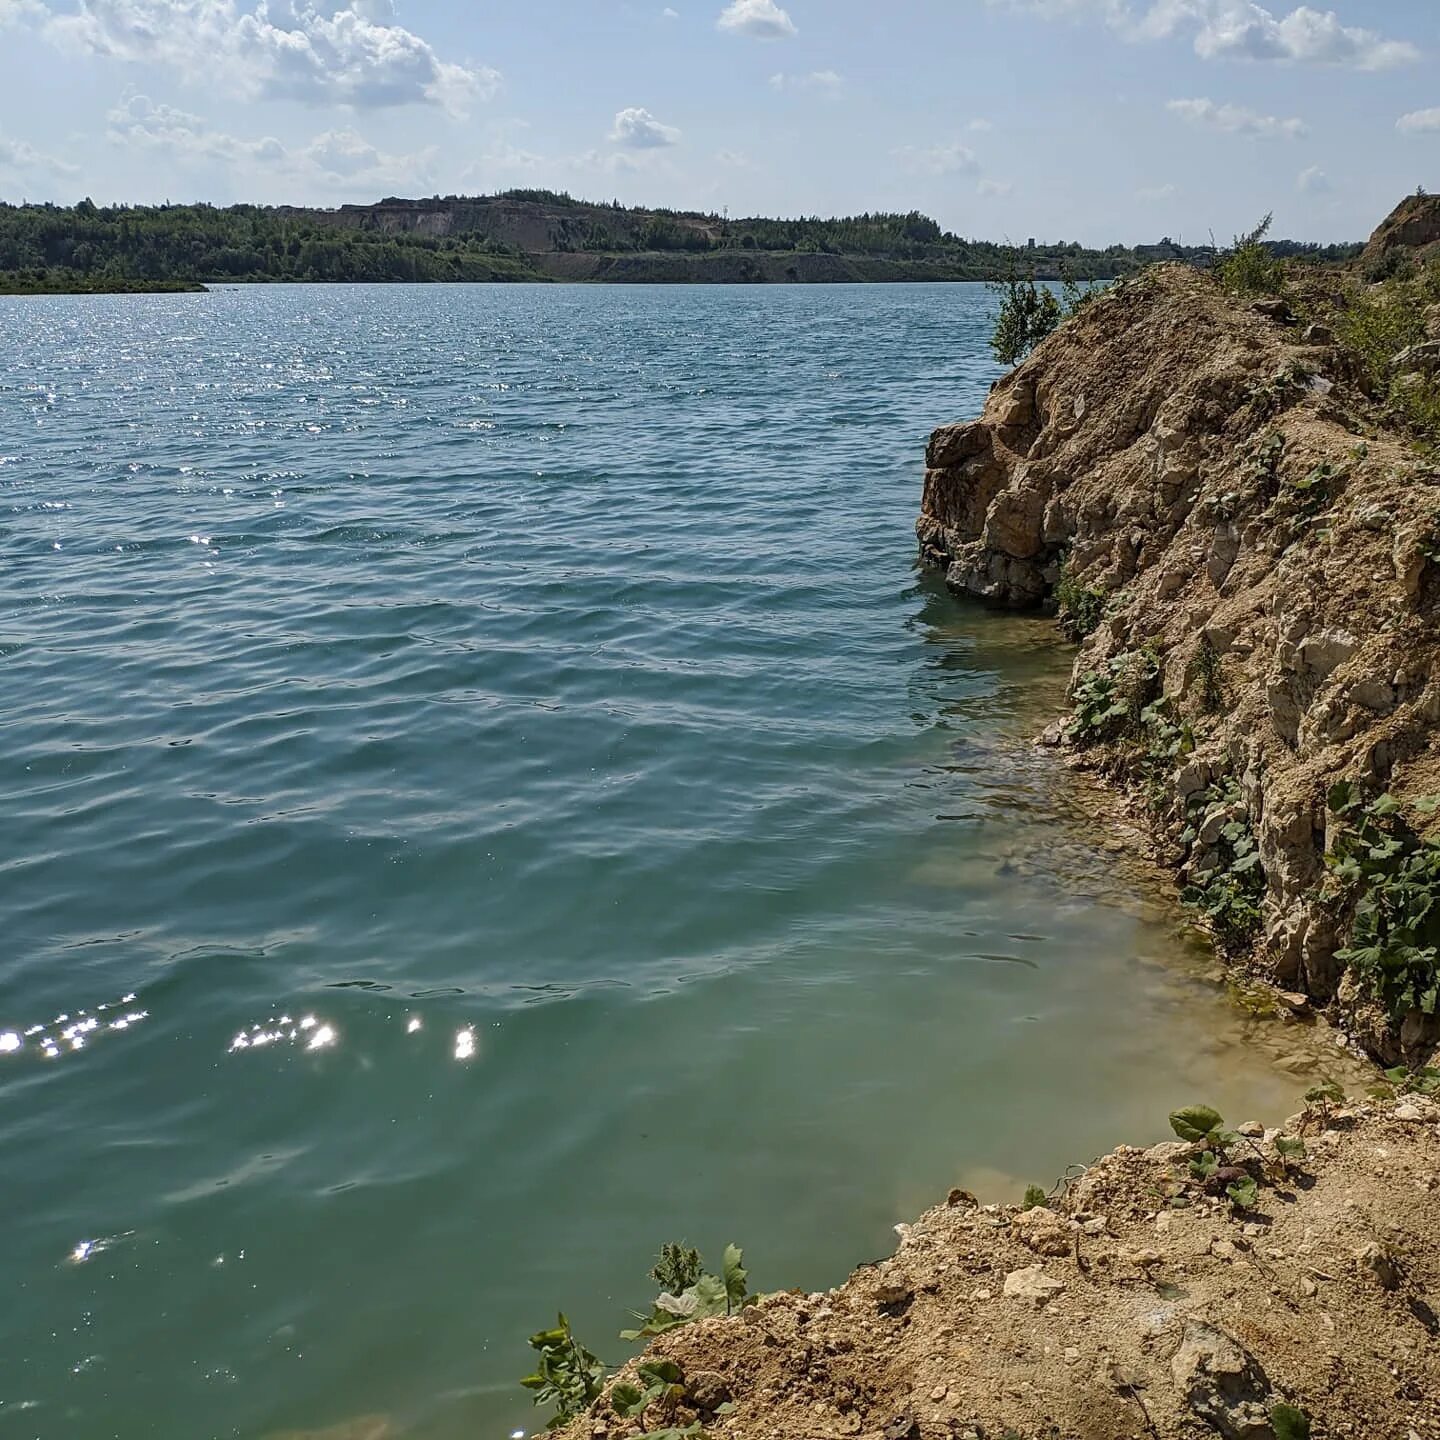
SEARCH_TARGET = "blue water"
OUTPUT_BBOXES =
[0,284,1335,1440]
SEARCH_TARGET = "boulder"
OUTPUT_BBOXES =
[1170,1322,1275,1438]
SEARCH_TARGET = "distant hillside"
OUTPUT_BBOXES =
[0,192,1363,291]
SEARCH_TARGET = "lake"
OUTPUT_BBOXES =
[0,282,1351,1439]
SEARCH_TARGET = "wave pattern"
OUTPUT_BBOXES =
[0,284,1335,1440]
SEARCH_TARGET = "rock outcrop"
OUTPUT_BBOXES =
[918,265,1440,1063]
[1359,192,1440,274]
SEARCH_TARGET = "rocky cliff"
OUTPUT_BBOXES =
[918,262,1440,1063]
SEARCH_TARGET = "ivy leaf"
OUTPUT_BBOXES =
[611,1383,646,1418]
[1275,1136,1307,1160]
[1170,1105,1225,1143]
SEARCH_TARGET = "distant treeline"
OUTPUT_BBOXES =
[0,196,1364,291]
[0,200,539,289]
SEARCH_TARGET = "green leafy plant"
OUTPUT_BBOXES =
[1325,783,1440,1019]
[622,1244,753,1341]
[1178,776,1265,951]
[650,1243,703,1296]
[1055,559,1106,641]
[989,274,1062,366]
[521,1314,608,1430]
[1380,1064,1440,1097]
[1301,1080,1345,1129]
[1271,1402,1312,1440]
[1226,1175,1260,1212]
[1170,1104,1230,1146]
[1218,213,1284,296]
[1068,647,1161,744]
[612,1359,687,1422]
[1022,1184,1048,1211]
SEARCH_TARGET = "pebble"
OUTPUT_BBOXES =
[1394,1103,1425,1123]
[930,1385,948,1403]
[1064,1347,1081,1365]
[1237,1121,1265,1138]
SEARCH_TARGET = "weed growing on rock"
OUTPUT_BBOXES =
[1325,784,1440,1020]
[1246,365,1311,419]
[1218,214,1284,296]
[1022,1184,1048,1211]
[522,1315,608,1429]
[1179,777,1265,951]
[1054,559,1106,640]
[623,1244,753,1341]
[612,1359,686,1422]
[1068,648,1161,743]
[1188,638,1224,715]
[1271,1403,1312,1440]
[989,275,1061,366]
[1376,1065,1440,1098]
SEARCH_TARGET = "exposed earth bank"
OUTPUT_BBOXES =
[918,247,1440,1068]
[556,1099,1439,1440]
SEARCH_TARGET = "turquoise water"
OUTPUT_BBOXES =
[1,284,1339,1440]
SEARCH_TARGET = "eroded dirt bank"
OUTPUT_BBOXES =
[918,262,1440,1067]
[557,1100,1438,1440]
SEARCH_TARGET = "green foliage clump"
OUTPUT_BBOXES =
[1271,1402,1312,1440]
[1378,1064,1440,1097]
[1055,560,1106,641]
[1179,776,1265,951]
[1329,258,1440,447]
[622,1244,752,1341]
[1325,784,1440,1019]
[989,275,1062,366]
[1217,213,1284,296]
[521,1315,607,1430]
[1022,1184,1048,1211]
[1068,647,1161,744]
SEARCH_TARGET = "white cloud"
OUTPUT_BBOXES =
[1166,96,1307,138]
[662,5,678,14]
[0,0,46,27]
[609,106,681,149]
[0,131,79,178]
[716,0,796,39]
[105,91,432,185]
[768,69,841,93]
[1138,181,1178,199]
[44,0,495,111]
[977,179,1014,197]
[966,118,994,132]
[1397,108,1440,135]
[1296,164,1330,193]
[989,0,1419,70]
[893,141,979,176]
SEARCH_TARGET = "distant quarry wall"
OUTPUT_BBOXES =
[918,262,1440,1065]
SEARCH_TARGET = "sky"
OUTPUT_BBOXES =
[0,0,1437,244]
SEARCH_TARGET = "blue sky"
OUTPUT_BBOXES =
[0,0,1437,242]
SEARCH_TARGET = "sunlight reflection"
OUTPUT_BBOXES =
[0,992,148,1064]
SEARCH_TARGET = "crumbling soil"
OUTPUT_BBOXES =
[558,1100,1440,1440]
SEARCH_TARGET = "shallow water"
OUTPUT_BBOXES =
[0,283,1358,1440]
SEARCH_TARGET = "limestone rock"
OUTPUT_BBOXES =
[1011,1206,1074,1257]
[1170,1321,1275,1438]
[1393,341,1440,377]
[1002,1266,1065,1305]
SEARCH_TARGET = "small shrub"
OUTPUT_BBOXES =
[989,275,1062,366]
[1189,637,1224,714]
[622,1244,753,1341]
[1022,1184,1048,1211]
[1218,213,1284,296]
[1179,777,1266,951]
[521,1315,607,1429]
[1055,560,1106,640]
